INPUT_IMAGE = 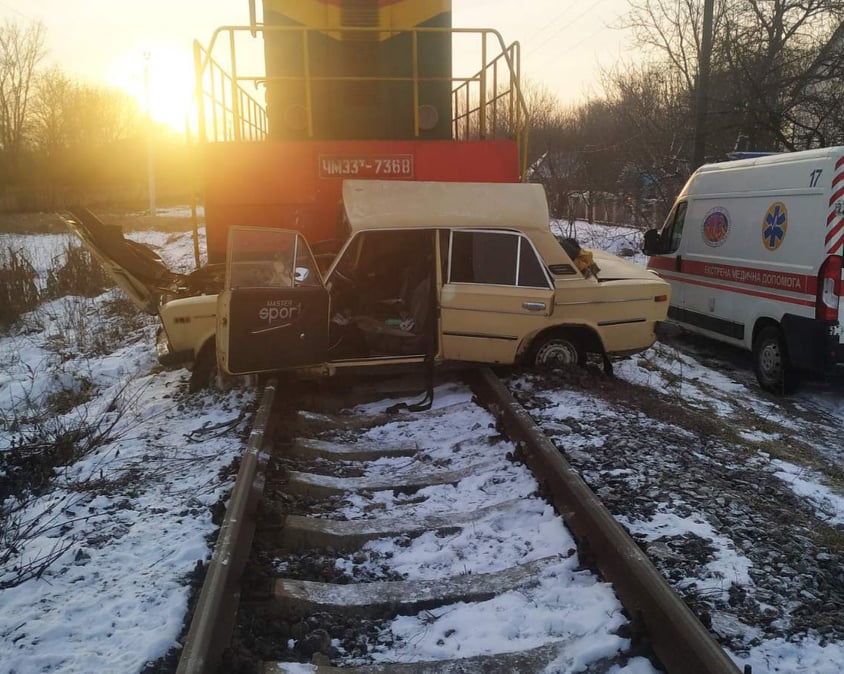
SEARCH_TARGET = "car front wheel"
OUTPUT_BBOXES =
[189,339,234,392]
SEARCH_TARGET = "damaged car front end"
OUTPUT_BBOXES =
[60,208,225,389]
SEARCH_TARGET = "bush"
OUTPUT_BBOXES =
[0,247,39,327]
[0,380,137,589]
[44,242,112,300]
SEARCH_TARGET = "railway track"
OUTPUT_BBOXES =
[176,369,740,674]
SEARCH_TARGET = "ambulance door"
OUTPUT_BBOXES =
[217,227,329,375]
[645,201,688,319]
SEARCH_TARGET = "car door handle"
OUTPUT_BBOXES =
[522,301,546,311]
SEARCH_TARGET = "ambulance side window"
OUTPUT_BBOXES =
[661,202,687,254]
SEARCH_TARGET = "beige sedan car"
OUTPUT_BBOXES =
[216,180,671,379]
[65,181,669,389]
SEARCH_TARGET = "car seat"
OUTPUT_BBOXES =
[354,271,432,356]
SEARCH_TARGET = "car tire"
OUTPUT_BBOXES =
[532,334,583,368]
[753,325,799,394]
[189,339,223,392]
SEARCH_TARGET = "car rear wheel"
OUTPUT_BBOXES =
[753,325,799,394]
[532,334,583,368]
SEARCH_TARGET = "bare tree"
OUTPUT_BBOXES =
[624,0,728,92]
[31,66,73,157]
[623,0,844,154]
[29,72,143,205]
[720,0,844,149]
[526,87,630,224]
[0,19,45,169]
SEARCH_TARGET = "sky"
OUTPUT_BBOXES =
[0,0,635,130]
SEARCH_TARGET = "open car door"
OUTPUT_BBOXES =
[217,227,329,375]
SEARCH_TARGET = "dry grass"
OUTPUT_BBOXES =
[0,247,40,327]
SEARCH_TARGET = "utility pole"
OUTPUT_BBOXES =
[144,51,157,216]
[692,0,715,168]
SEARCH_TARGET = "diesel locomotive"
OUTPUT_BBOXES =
[193,0,529,261]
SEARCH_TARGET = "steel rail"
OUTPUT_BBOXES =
[471,367,741,674]
[176,380,277,674]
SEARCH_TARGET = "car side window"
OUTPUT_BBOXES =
[517,238,550,288]
[447,230,550,288]
[662,202,688,254]
[450,231,517,285]
[227,228,297,289]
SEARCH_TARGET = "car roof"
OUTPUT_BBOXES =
[341,180,550,233]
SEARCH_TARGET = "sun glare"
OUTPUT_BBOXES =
[108,46,196,136]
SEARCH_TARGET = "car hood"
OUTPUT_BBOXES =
[60,208,186,314]
[590,249,660,281]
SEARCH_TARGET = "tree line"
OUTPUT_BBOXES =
[0,19,192,212]
[526,0,844,228]
[4,3,844,224]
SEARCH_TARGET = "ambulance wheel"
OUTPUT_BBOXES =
[753,326,799,394]
[532,334,583,368]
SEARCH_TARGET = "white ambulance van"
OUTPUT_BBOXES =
[643,147,844,393]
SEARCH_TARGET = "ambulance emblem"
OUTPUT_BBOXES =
[763,201,788,251]
[702,207,730,247]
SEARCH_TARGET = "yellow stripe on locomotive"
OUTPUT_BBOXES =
[263,1,450,36]
[262,0,452,141]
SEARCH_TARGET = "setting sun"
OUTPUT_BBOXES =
[107,45,196,135]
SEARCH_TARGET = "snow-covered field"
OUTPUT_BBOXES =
[1,217,842,672]
[0,225,251,673]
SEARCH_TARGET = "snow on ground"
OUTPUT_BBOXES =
[126,205,206,219]
[771,459,844,526]
[2,233,75,290]
[288,384,657,672]
[547,220,844,672]
[128,229,208,271]
[2,216,843,672]
[515,363,844,672]
[0,376,250,673]
[0,224,254,673]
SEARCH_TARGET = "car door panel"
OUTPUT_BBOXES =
[217,227,329,375]
[439,229,554,363]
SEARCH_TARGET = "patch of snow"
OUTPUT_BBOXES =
[772,460,844,526]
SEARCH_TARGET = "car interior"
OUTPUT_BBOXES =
[327,229,436,359]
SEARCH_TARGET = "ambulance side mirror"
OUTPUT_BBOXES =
[642,229,661,256]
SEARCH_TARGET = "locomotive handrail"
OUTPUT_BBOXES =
[452,41,528,173]
[193,41,268,142]
[193,24,530,178]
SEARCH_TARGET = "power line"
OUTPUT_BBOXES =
[0,0,32,21]
[565,7,626,55]
[525,0,611,59]
[522,0,578,49]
